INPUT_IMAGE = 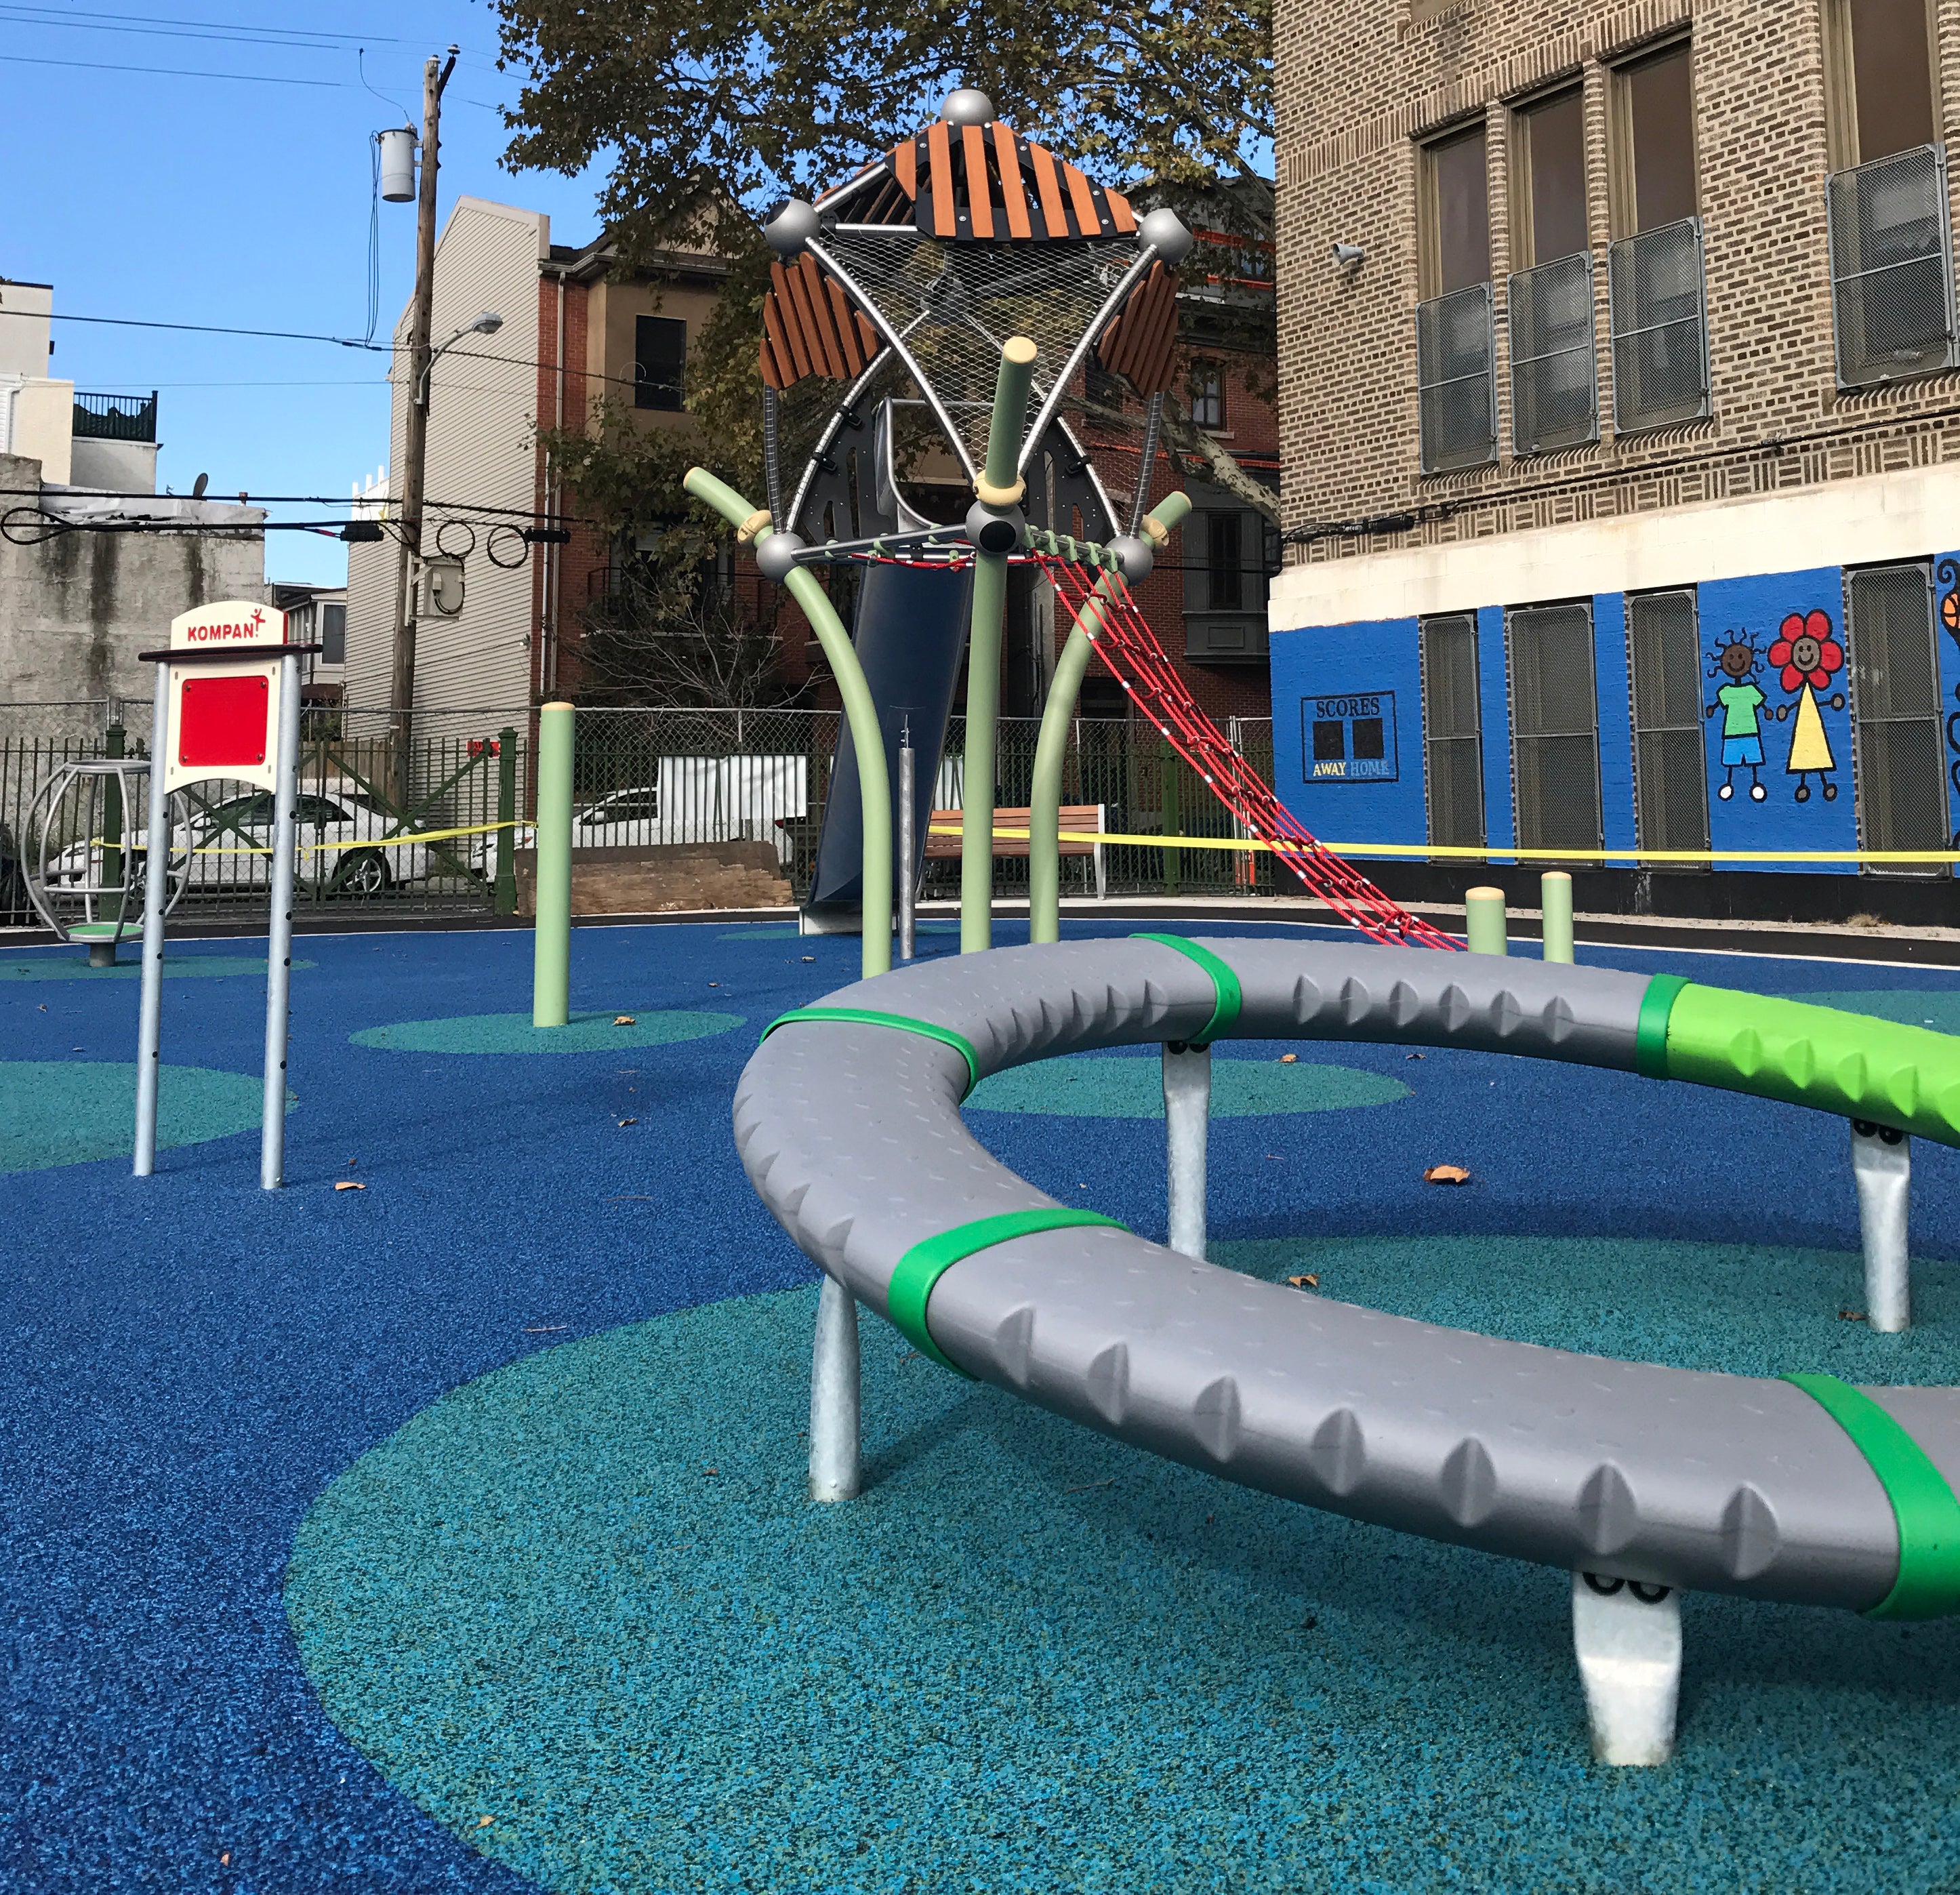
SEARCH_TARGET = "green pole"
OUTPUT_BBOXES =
[1027,492,1192,943]
[495,725,518,916]
[532,701,574,1027]
[1540,870,1574,963]
[962,335,1040,955]
[1465,884,1509,956]
[682,465,891,978]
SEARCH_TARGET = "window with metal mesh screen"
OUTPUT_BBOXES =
[1627,589,1710,857]
[1509,252,1598,453]
[1826,144,1957,388]
[1608,219,1711,432]
[1507,603,1602,855]
[1849,563,1950,872]
[1420,613,1485,851]
[1416,283,1496,472]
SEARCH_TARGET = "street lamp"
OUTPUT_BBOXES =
[417,310,504,409]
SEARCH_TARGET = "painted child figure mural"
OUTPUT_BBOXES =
[1707,634,1768,802]
[1766,609,1845,803]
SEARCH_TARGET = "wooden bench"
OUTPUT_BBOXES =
[924,805,1107,899]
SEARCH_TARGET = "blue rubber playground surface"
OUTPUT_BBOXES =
[6,917,1960,1892]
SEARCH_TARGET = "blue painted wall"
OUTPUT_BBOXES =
[1271,617,1426,849]
[1475,606,1514,863]
[1936,552,1960,873]
[1697,568,1856,874]
[1593,593,1637,868]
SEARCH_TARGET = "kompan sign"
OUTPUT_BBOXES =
[1304,691,1397,783]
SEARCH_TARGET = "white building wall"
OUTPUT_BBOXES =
[1269,460,1960,630]
[342,468,395,713]
[342,197,545,719]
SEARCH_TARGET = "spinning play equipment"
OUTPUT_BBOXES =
[22,754,188,966]
[737,936,1960,1765]
[688,87,1448,968]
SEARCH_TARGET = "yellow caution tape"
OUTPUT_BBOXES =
[924,824,1960,866]
[115,818,532,859]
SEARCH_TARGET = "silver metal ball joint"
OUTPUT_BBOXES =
[964,500,1024,556]
[764,198,821,257]
[941,88,996,126]
[1107,533,1155,583]
[755,531,807,582]
[1137,207,1193,266]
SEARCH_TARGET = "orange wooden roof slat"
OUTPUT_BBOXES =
[855,310,880,360]
[960,122,994,239]
[766,265,816,384]
[760,291,800,388]
[823,272,870,378]
[891,135,916,200]
[1027,140,1070,238]
[926,121,956,237]
[992,122,1033,238]
[1105,185,1135,235]
[796,255,851,380]
[1137,271,1181,394]
[1065,161,1102,239]
[781,262,831,382]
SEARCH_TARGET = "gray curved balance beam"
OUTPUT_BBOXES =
[734,937,1960,1759]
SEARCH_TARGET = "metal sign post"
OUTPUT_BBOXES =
[133,602,319,1187]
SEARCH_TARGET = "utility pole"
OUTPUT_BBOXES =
[388,43,458,807]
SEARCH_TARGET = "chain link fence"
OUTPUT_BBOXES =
[1,701,1290,931]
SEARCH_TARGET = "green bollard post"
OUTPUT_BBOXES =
[962,335,1040,955]
[682,464,891,977]
[1465,885,1509,956]
[1027,493,1192,943]
[1541,870,1574,963]
[532,701,574,1027]
[495,726,518,917]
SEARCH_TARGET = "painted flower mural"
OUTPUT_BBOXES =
[1768,611,1845,694]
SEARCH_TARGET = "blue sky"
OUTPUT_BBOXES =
[1,3,607,586]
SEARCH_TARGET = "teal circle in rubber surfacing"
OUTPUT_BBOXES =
[964,1051,1409,1117]
[0,956,313,983]
[287,1260,1960,1895]
[0,1060,293,1172]
[350,1009,743,1055]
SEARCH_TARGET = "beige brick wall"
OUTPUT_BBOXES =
[1274,0,1960,572]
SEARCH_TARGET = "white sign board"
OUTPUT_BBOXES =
[161,600,289,793]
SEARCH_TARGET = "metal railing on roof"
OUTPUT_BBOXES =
[72,392,158,443]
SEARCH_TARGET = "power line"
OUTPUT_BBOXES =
[0,5,491,57]
[0,50,348,85]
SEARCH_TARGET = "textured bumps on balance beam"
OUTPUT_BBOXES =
[1661,983,1960,1146]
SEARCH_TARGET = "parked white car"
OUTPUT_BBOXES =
[479,755,809,883]
[48,787,454,898]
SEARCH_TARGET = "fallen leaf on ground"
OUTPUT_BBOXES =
[476,1816,494,1829]
[524,1324,568,1333]
[617,1117,638,1126]
[1839,1309,1869,1322]
[613,1014,636,1025]
[1287,1273,1320,1289]
[702,1466,718,1476]
[1279,1053,1298,1063]
[1406,1053,1425,1060]
[333,1180,366,1191]
[1423,1164,1472,1185]
[801,955,816,962]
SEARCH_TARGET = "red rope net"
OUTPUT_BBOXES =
[1037,552,1459,950]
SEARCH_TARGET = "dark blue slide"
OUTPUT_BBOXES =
[805,561,971,926]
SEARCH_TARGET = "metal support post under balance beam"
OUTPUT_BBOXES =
[1163,1041,1210,1261]
[1572,1570,1682,1766]
[1851,1119,1911,1332]
[809,1275,862,1503]
[897,727,916,962]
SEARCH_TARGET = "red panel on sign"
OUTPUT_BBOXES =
[179,674,269,768]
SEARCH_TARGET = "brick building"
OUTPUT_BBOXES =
[1269,0,1960,920]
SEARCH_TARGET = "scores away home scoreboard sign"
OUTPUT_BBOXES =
[135,600,319,1190]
